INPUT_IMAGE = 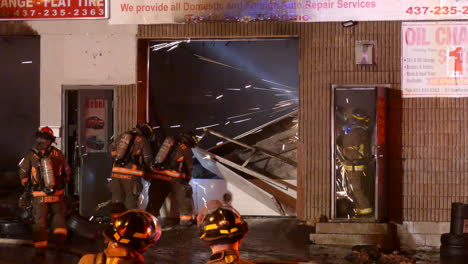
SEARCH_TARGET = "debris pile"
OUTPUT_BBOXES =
[345,245,417,264]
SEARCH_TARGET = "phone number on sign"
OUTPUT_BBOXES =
[9,8,105,17]
[406,6,468,15]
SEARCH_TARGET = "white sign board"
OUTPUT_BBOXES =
[110,0,468,24]
[402,22,468,98]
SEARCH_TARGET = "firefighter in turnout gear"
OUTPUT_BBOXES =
[146,130,197,226]
[18,127,72,255]
[198,204,253,264]
[110,123,153,219]
[341,109,373,216]
[78,210,161,264]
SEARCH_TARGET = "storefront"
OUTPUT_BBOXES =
[2,0,467,249]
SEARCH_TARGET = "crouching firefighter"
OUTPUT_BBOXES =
[198,205,253,264]
[78,210,161,264]
[146,130,197,226]
[18,127,72,255]
[110,123,153,219]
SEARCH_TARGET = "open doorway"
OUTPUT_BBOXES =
[147,39,299,216]
[63,87,114,217]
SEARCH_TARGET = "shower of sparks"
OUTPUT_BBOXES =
[194,54,243,71]
[233,118,251,123]
[170,125,181,128]
[195,123,220,130]
[216,95,224,100]
[261,79,296,90]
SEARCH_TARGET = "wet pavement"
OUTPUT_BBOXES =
[0,217,442,264]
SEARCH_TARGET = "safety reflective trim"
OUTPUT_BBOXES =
[225,255,235,263]
[177,157,184,162]
[133,232,148,238]
[32,189,64,197]
[119,238,130,244]
[34,241,48,248]
[112,167,144,176]
[114,232,121,241]
[53,228,68,235]
[352,114,368,121]
[180,215,192,221]
[357,208,373,215]
[230,227,238,233]
[21,178,29,184]
[235,218,241,224]
[220,230,229,234]
[111,173,134,180]
[152,170,186,178]
[343,165,366,172]
[205,224,218,231]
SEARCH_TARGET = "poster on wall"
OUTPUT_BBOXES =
[402,22,468,98]
[85,98,107,153]
[0,0,108,20]
[110,0,468,24]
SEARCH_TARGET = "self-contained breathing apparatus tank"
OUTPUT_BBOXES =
[114,132,134,167]
[40,156,56,194]
[153,136,176,170]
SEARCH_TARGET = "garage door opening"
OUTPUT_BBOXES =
[148,39,299,216]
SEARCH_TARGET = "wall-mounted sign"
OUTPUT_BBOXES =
[0,0,108,20]
[402,22,468,98]
[110,0,468,25]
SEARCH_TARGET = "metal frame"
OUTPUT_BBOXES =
[330,84,390,222]
[199,128,297,191]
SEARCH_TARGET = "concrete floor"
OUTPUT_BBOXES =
[0,217,442,264]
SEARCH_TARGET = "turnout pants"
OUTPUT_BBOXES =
[32,197,67,248]
[109,177,143,211]
[146,179,194,222]
[347,170,372,214]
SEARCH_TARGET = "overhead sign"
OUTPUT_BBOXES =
[110,0,468,24]
[402,22,468,98]
[0,0,108,20]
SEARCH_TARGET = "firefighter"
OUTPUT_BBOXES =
[78,209,161,264]
[18,126,72,255]
[110,123,153,219]
[198,205,253,264]
[146,130,197,226]
[341,109,373,216]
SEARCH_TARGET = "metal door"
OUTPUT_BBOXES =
[77,89,113,217]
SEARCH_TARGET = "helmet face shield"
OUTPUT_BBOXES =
[198,207,248,245]
[104,209,161,252]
